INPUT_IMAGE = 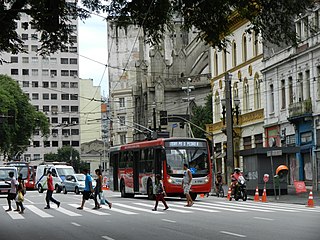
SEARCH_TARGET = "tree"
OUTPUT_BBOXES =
[0,74,50,159]
[0,0,314,55]
[190,94,213,138]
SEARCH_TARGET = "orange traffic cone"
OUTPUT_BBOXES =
[307,190,314,207]
[200,193,205,198]
[254,186,260,202]
[227,187,232,201]
[261,187,267,202]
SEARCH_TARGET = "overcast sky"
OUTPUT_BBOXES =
[79,15,109,97]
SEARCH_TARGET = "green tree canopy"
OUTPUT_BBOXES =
[0,74,50,159]
[0,0,314,55]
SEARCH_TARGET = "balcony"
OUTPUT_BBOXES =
[288,98,312,123]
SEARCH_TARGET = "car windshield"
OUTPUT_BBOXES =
[0,169,16,181]
[56,168,75,177]
[165,147,209,176]
[75,174,85,181]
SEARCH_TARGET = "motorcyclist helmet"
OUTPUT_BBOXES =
[233,168,241,173]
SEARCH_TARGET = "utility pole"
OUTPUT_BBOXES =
[182,78,195,137]
[225,73,234,186]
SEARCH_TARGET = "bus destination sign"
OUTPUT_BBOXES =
[166,141,206,148]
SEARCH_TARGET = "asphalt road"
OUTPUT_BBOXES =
[0,191,319,240]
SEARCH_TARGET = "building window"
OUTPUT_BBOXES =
[71,129,79,135]
[51,106,58,113]
[22,69,29,75]
[120,134,126,145]
[70,58,77,64]
[43,141,50,147]
[242,34,247,62]
[270,83,274,113]
[254,134,263,148]
[62,106,70,112]
[11,69,19,75]
[43,106,50,112]
[298,72,303,102]
[119,116,125,126]
[70,82,78,88]
[288,76,293,104]
[21,22,29,29]
[23,81,29,87]
[70,70,78,77]
[70,94,78,100]
[11,56,18,63]
[32,93,39,100]
[42,57,49,64]
[31,45,38,52]
[61,58,68,64]
[222,49,227,72]
[61,94,69,100]
[50,58,57,64]
[33,105,39,111]
[31,34,38,40]
[21,33,28,40]
[32,81,39,88]
[51,94,57,100]
[305,70,310,100]
[301,131,312,144]
[69,47,77,53]
[71,141,80,147]
[232,41,237,67]
[51,82,57,88]
[243,136,252,149]
[22,57,29,63]
[119,98,125,108]
[43,93,49,100]
[61,46,68,52]
[281,79,286,109]
[252,32,258,56]
[43,82,49,88]
[254,73,261,109]
[214,51,218,76]
[33,141,40,148]
[214,92,220,122]
[52,141,59,147]
[50,70,57,76]
[69,35,77,43]
[71,106,78,112]
[61,82,69,88]
[243,78,249,112]
[22,45,28,52]
[61,70,69,76]
[31,69,38,76]
[42,69,49,76]
[31,57,38,63]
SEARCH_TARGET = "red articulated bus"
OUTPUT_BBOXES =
[109,138,212,200]
[5,161,36,190]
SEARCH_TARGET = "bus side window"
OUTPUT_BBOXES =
[51,169,57,177]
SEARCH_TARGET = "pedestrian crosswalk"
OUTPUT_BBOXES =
[2,199,319,220]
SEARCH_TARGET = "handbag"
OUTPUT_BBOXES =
[18,191,24,202]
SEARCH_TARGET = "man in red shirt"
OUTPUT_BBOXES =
[44,170,60,209]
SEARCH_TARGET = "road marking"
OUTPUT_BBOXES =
[134,202,193,213]
[71,222,81,227]
[169,203,220,212]
[102,235,115,240]
[247,202,320,213]
[254,217,274,221]
[25,205,53,218]
[55,207,82,216]
[2,207,24,219]
[220,231,246,238]
[195,202,247,212]
[214,202,275,212]
[24,198,34,204]
[113,203,164,214]
[69,204,110,216]
[162,219,176,223]
[100,205,138,215]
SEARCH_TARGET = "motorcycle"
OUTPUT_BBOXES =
[233,175,247,201]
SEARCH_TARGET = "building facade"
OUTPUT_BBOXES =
[0,11,80,161]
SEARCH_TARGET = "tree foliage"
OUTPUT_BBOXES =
[0,74,50,159]
[190,94,213,138]
[0,0,314,55]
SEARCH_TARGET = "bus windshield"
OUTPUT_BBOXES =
[165,147,209,176]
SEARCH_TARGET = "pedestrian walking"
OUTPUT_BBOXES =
[5,171,18,211]
[44,170,60,209]
[152,174,168,211]
[182,163,193,207]
[77,169,93,210]
[15,175,25,214]
[94,169,112,209]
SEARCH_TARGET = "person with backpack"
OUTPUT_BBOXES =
[152,174,169,211]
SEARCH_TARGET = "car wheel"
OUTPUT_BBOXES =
[75,187,80,195]
[63,187,67,194]
[55,185,61,193]
[38,184,43,193]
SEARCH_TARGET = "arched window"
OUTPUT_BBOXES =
[222,48,227,72]
[252,32,258,56]
[233,82,239,99]
[214,91,220,122]
[254,73,261,109]
[242,34,247,62]
[214,51,218,76]
[243,78,249,112]
[232,41,237,67]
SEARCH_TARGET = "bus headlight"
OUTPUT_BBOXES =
[167,178,173,183]
[204,176,209,183]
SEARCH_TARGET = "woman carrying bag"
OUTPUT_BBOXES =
[15,175,25,214]
[152,174,169,211]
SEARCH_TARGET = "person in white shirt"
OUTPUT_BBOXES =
[6,171,18,211]
[182,163,193,207]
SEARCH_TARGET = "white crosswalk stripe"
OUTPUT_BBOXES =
[215,201,300,212]
[100,204,138,215]
[55,206,82,216]
[206,201,275,212]
[2,207,24,219]
[134,202,193,213]
[113,203,164,214]
[25,205,54,218]
[194,202,247,212]
[242,201,320,213]
[168,203,220,212]
[68,204,110,216]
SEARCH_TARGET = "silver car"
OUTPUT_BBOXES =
[62,174,86,194]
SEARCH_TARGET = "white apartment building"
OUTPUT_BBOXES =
[0,12,80,161]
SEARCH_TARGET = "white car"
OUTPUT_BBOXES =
[0,166,18,195]
[62,174,96,194]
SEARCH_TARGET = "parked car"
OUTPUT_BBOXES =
[62,174,96,194]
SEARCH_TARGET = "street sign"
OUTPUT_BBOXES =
[263,174,269,183]
[267,150,282,157]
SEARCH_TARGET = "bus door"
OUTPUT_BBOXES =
[154,148,163,176]
[111,152,119,191]
[133,150,140,192]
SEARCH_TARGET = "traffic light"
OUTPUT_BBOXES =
[160,111,167,125]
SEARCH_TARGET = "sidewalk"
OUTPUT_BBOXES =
[212,185,320,206]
